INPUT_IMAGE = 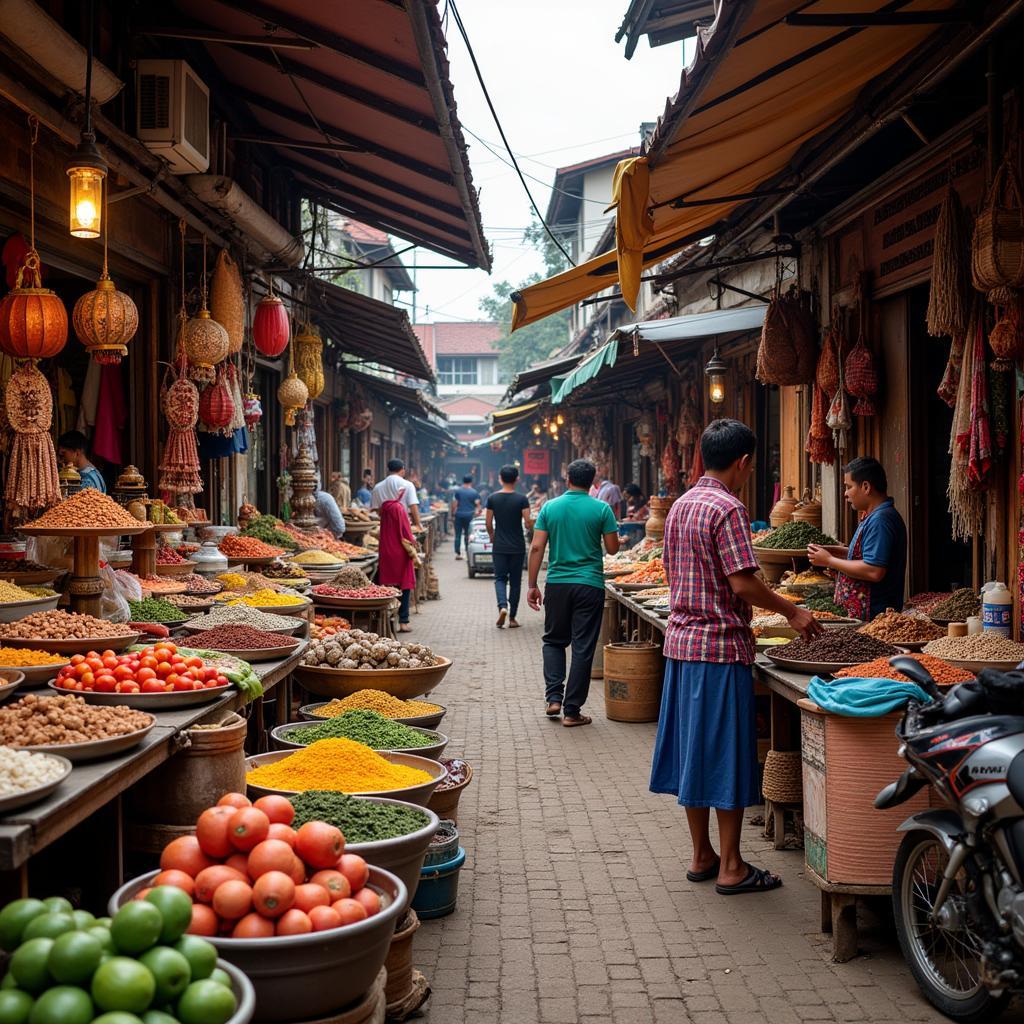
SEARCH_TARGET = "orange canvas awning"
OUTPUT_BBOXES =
[512,0,957,330]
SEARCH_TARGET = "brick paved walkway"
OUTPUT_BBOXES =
[410,549,988,1024]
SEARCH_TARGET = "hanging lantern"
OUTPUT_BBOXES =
[0,251,68,360]
[253,293,289,356]
[210,250,245,355]
[277,370,308,427]
[182,309,229,385]
[72,275,138,365]
[294,322,325,399]
[704,346,728,405]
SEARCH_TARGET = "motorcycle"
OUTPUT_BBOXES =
[875,655,1024,1022]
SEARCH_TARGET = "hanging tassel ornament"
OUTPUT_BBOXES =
[294,321,325,399]
[158,360,203,495]
[3,361,61,515]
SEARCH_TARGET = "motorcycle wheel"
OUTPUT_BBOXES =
[892,830,1008,1023]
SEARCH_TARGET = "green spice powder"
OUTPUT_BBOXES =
[286,709,435,749]
[290,790,430,842]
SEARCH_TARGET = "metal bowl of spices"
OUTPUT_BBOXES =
[271,720,449,761]
[298,700,447,731]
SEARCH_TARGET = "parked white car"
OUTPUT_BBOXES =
[466,515,493,578]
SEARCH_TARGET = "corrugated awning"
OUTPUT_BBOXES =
[168,0,490,269]
[512,0,958,328]
[552,341,620,405]
[504,353,584,401]
[341,366,440,418]
[611,305,766,344]
[467,426,516,450]
[310,278,432,382]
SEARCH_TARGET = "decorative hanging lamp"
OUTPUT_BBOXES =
[704,344,728,405]
[182,231,228,385]
[253,281,290,357]
[72,187,138,364]
[66,0,106,239]
[294,320,325,399]
[0,118,68,360]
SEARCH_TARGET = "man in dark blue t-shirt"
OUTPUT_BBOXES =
[808,456,907,621]
[451,475,480,560]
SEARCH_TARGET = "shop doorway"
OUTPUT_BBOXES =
[754,383,781,523]
[908,286,973,592]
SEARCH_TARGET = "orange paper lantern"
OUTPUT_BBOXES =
[0,250,68,360]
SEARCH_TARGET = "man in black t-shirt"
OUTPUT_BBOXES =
[486,464,533,629]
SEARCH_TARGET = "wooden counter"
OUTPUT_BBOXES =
[0,645,305,873]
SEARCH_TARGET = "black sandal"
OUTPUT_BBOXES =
[715,865,782,895]
[686,858,720,883]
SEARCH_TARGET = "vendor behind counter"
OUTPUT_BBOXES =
[807,457,907,621]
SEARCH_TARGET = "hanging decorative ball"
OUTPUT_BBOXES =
[253,294,290,357]
[243,392,263,429]
[210,250,245,355]
[183,308,229,385]
[277,370,308,427]
[0,250,68,360]
[72,274,138,365]
[294,322,325,399]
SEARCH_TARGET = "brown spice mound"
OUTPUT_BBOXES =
[858,609,944,644]
[26,489,141,530]
[0,611,135,640]
[0,693,152,746]
[777,627,899,663]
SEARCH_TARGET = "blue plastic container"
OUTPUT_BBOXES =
[411,846,466,919]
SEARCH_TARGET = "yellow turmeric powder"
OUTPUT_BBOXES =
[312,690,441,719]
[246,737,432,793]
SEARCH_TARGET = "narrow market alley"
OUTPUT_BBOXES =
[411,551,960,1024]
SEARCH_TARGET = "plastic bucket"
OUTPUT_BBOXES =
[411,846,466,920]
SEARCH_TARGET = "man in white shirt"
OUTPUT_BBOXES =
[371,458,421,528]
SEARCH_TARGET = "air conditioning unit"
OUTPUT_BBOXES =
[136,59,210,174]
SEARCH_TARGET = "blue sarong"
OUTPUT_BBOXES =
[649,659,759,810]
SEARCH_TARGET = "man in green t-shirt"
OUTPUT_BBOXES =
[527,459,619,727]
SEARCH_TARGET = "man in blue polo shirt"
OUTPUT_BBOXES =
[808,456,907,622]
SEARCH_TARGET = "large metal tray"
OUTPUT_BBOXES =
[48,680,232,709]
[311,593,397,609]
[0,663,65,688]
[183,618,300,636]
[0,593,60,623]
[0,633,142,654]
[764,651,861,674]
[195,640,301,663]
[22,718,156,761]
[0,753,72,814]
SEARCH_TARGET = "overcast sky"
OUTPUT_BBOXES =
[400,0,690,326]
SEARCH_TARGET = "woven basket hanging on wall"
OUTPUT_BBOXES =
[210,250,245,356]
[972,153,1024,304]
[294,322,325,400]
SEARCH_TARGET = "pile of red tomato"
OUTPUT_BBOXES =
[146,792,381,938]
[54,642,230,695]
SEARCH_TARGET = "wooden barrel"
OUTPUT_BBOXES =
[128,713,248,824]
[603,642,664,722]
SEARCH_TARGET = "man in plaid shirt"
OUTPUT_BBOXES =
[651,419,819,895]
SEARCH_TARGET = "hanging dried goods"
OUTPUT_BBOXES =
[971,153,1024,303]
[209,249,245,355]
[3,362,61,515]
[294,322,325,399]
[755,286,817,386]
[844,329,879,416]
[926,184,969,338]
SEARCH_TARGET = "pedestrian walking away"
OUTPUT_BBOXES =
[374,475,418,633]
[650,419,821,894]
[371,458,421,528]
[486,464,532,629]
[527,459,619,727]
[451,474,480,560]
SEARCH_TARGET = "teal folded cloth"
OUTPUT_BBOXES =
[806,676,930,716]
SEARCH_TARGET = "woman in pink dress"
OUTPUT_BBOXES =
[375,477,417,632]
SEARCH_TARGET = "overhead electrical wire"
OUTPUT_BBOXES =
[447,0,576,267]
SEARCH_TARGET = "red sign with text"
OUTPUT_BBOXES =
[523,449,550,476]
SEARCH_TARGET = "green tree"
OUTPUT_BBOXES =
[480,216,573,378]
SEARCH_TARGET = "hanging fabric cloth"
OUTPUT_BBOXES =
[92,362,127,465]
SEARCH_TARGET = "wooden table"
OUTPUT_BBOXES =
[0,646,305,879]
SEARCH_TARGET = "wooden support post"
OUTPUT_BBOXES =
[830,894,859,962]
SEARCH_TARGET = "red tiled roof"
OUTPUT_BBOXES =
[343,219,390,245]
[438,395,499,416]
[414,321,503,358]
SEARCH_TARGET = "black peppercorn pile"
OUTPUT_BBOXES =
[776,627,899,663]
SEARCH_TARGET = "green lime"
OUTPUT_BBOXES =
[176,980,236,1024]
[110,903,162,956]
[27,985,92,1024]
[0,975,16,991]
[39,899,71,916]
[91,957,156,1014]
[70,911,95,931]
[92,1015,143,1024]
[207,968,231,989]
[171,936,216,982]
[141,1013,178,1024]
[22,914,75,942]
[144,889,192,945]
[47,931,103,985]
[87,927,115,953]
[95,917,112,928]
[139,948,190,1004]
[0,989,33,1024]
[0,901,46,951]
[8,939,53,994]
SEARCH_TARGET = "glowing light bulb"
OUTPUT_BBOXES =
[75,198,97,228]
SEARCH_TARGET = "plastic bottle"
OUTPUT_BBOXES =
[981,581,1012,638]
